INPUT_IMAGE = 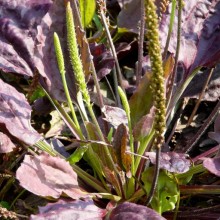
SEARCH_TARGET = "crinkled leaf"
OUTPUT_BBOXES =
[145,152,191,173]
[30,199,106,220]
[129,72,153,127]
[142,168,179,213]
[0,0,51,77]
[160,0,220,78]
[0,0,77,101]
[79,0,96,28]
[109,202,166,220]
[34,0,77,101]
[113,124,131,172]
[0,132,16,153]
[102,105,128,128]
[0,79,41,145]
[133,107,155,141]
[203,157,220,177]
[208,113,220,143]
[16,153,87,199]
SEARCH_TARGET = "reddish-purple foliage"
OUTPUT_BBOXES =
[109,202,166,220]
[0,79,41,146]
[203,157,220,177]
[30,199,106,220]
[145,151,191,173]
[90,43,115,81]
[16,153,87,199]
[102,105,128,128]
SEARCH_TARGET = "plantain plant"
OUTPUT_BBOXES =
[32,0,217,216]
[1,0,220,219]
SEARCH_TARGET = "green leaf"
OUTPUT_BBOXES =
[129,72,153,127]
[142,168,179,214]
[67,145,88,164]
[0,201,10,209]
[79,0,96,28]
[29,86,45,103]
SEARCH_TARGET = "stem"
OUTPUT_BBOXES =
[134,129,155,173]
[166,0,182,110]
[176,163,205,179]
[145,147,161,205]
[180,185,220,195]
[43,87,83,139]
[187,68,214,126]
[185,99,220,153]
[136,0,145,85]
[118,86,135,197]
[163,0,177,59]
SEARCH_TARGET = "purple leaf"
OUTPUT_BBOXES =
[145,152,191,173]
[0,132,16,153]
[16,153,88,199]
[109,202,166,220]
[30,199,105,220]
[129,72,153,126]
[0,0,51,77]
[160,0,220,78]
[90,43,115,80]
[117,0,141,34]
[30,199,106,220]
[203,157,220,176]
[0,79,41,145]
[133,107,155,141]
[0,0,76,101]
[102,105,128,128]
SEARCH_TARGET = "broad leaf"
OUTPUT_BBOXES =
[160,0,220,78]
[142,168,179,214]
[79,0,96,28]
[0,0,76,101]
[102,105,128,128]
[0,79,41,145]
[113,124,132,172]
[133,107,155,141]
[108,202,166,220]
[117,0,141,34]
[30,199,106,220]
[16,153,87,199]
[129,72,153,127]
[0,0,52,77]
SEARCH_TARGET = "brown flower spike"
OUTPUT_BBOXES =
[145,0,166,150]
